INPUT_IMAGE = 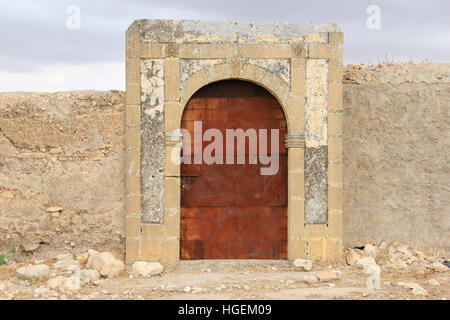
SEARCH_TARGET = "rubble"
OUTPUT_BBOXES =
[16,264,50,281]
[316,272,338,282]
[80,270,100,285]
[3,241,448,300]
[132,261,163,277]
[300,274,319,284]
[87,251,124,278]
[397,282,428,296]
[292,259,313,271]
[22,243,40,253]
[345,250,361,266]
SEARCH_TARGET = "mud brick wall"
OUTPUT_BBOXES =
[0,63,449,253]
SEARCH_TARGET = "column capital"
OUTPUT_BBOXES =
[285,132,305,149]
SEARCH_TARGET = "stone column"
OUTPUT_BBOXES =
[286,132,307,260]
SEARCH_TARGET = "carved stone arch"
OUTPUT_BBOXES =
[178,62,292,131]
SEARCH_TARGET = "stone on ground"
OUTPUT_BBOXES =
[292,258,313,271]
[80,269,100,284]
[76,252,89,264]
[413,249,426,261]
[431,262,448,273]
[390,260,408,270]
[316,271,338,282]
[426,279,440,286]
[16,264,49,281]
[46,206,64,212]
[300,274,318,284]
[52,259,80,273]
[132,261,164,277]
[87,251,124,278]
[56,253,74,261]
[23,242,40,252]
[64,276,81,292]
[47,276,66,290]
[396,244,413,259]
[33,286,51,297]
[397,282,428,296]
[345,249,361,266]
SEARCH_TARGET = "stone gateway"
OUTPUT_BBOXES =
[125,19,344,263]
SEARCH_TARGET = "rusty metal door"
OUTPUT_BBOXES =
[180,80,287,259]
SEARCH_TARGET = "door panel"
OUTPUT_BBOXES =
[180,80,288,259]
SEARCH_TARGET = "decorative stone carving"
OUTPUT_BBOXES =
[179,59,224,86]
[292,44,307,59]
[230,58,243,76]
[165,43,178,57]
[248,59,290,84]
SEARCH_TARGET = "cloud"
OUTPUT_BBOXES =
[0,62,124,92]
[0,0,448,90]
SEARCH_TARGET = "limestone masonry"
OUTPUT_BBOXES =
[125,19,344,262]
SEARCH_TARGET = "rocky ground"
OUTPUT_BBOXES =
[0,241,448,300]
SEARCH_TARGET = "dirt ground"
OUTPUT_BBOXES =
[0,250,448,300]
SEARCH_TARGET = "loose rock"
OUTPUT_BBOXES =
[132,261,164,277]
[345,250,361,266]
[47,276,66,290]
[87,251,124,278]
[191,287,204,294]
[292,259,313,271]
[80,269,100,285]
[427,279,440,286]
[52,260,80,273]
[431,262,448,273]
[316,271,338,282]
[16,264,49,281]
[398,282,428,296]
[64,276,81,292]
[76,252,89,264]
[390,260,408,270]
[396,245,413,259]
[33,286,51,298]
[23,242,40,252]
[56,253,74,261]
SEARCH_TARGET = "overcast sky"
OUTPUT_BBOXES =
[0,0,448,92]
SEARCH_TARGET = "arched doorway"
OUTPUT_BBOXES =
[180,80,288,259]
